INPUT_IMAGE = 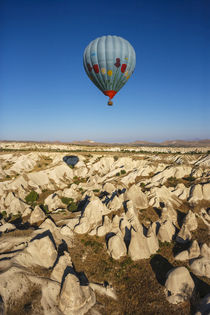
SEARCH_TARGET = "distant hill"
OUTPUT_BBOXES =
[129,140,158,146]
[160,139,210,147]
[1,139,210,147]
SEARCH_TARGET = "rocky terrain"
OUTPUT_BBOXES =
[0,142,209,314]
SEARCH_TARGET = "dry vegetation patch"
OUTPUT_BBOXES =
[69,235,191,315]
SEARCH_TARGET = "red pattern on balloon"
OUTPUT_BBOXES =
[121,64,127,73]
[114,58,121,68]
[93,64,99,73]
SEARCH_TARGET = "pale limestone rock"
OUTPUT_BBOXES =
[44,193,65,212]
[125,184,148,209]
[7,197,30,215]
[89,283,117,300]
[171,183,190,200]
[200,243,210,259]
[160,206,177,224]
[9,153,37,173]
[59,273,96,315]
[74,198,107,234]
[74,218,90,234]
[38,218,64,244]
[88,227,97,236]
[62,186,81,201]
[189,240,200,259]
[147,225,159,254]
[97,216,112,237]
[4,191,15,207]
[190,257,210,278]
[157,220,176,242]
[0,223,16,233]
[51,251,73,283]
[194,293,210,315]
[151,165,192,185]
[74,166,88,178]
[107,195,122,212]
[119,216,131,237]
[128,227,150,260]
[103,182,116,194]
[7,175,29,191]
[22,206,32,219]
[188,184,203,204]
[183,210,198,231]
[203,183,210,201]
[164,267,195,304]
[14,234,57,268]
[64,217,80,231]
[29,205,46,225]
[60,225,74,237]
[121,171,138,185]
[107,232,127,260]
[125,200,141,231]
[176,225,192,243]
[195,154,210,167]
[175,250,189,261]
[149,186,182,208]
[111,215,121,234]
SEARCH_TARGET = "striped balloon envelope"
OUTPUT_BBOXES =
[83,35,136,106]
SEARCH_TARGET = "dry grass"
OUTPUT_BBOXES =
[7,283,43,315]
[69,235,193,315]
[30,155,52,172]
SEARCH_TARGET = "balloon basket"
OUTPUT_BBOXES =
[108,100,113,106]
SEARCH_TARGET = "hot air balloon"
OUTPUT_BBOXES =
[83,35,136,106]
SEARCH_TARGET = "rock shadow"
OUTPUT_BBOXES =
[7,216,31,231]
[51,240,69,270]
[176,209,187,228]
[60,265,89,291]
[172,241,191,257]
[150,254,173,286]
[123,226,131,250]
[191,273,210,298]
[77,195,90,214]
[153,207,161,218]
[105,232,116,248]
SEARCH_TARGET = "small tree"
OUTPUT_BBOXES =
[25,190,39,205]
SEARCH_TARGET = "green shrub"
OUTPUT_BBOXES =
[83,239,103,253]
[40,204,49,214]
[61,197,74,205]
[140,182,146,188]
[167,176,178,187]
[116,172,120,176]
[67,201,78,212]
[1,211,7,218]
[120,169,126,175]
[114,156,118,161]
[25,190,39,204]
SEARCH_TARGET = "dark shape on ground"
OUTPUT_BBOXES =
[150,254,173,286]
[172,240,191,257]
[63,156,79,167]
[176,209,187,228]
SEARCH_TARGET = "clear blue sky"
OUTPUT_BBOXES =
[0,0,209,143]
